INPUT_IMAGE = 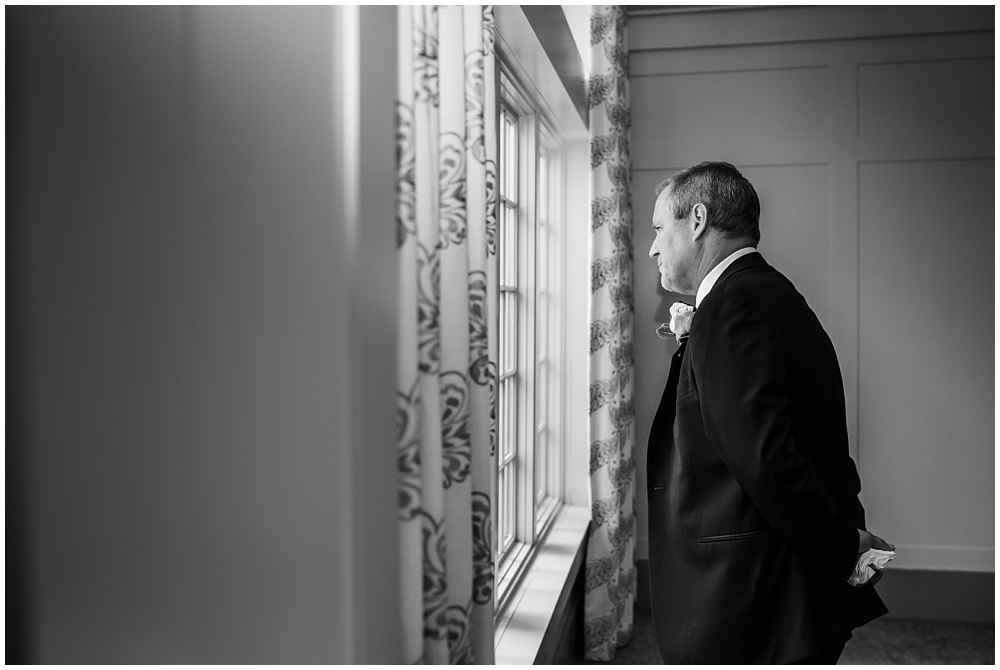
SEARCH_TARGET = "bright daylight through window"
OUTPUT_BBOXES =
[495,62,565,610]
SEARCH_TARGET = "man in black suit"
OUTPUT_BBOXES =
[645,162,893,663]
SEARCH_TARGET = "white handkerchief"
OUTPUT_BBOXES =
[848,548,895,586]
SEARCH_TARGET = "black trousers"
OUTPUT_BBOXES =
[791,640,847,665]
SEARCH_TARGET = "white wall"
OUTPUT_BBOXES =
[561,5,592,75]
[563,137,592,507]
[628,6,994,573]
[9,6,399,662]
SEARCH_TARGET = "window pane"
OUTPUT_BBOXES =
[501,379,508,458]
[504,206,511,287]
[497,466,505,552]
[506,379,516,461]
[501,379,508,460]
[509,205,517,288]
[499,465,510,556]
[508,118,517,202]
[507,293,515,374]
[506,117,513,197]
[505,462,515,546]
[535,427,546,505]
[501,114,507,195]
[499,203,506,287]
[503,292,509,372]
[539,152,548,223]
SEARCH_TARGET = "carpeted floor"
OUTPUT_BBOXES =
[590,609,994,664]
[839,617,994,665]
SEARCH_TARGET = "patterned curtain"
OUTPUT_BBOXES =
[584,5,636,663]
[395,5,498,665]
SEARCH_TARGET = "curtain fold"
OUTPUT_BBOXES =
[395,5,498,664]
[585,5,636,662]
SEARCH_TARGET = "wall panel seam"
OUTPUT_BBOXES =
[857,54,994,68]
[858,156,995,165]
[633,162,831,172]
[630,64,829,78]
[855,63,860,137]
[895,544,995,552]
[855,161,861,472]
[627,29,995,53]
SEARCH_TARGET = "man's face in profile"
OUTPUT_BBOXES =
[649,190,692,294]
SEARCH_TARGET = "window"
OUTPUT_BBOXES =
[534,126,563,530]
[495,62,566,610]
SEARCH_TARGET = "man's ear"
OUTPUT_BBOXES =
[691,203,709,241]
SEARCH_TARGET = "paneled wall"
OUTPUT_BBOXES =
[629,6,994,575]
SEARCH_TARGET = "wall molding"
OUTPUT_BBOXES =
[857,156,996,166]
[494,5,588,140]
[888,545,995,573]
[630,63,829,79]
[632,161,832,173]
[521,6,588,129]
[628,6,993,52]
[627,5,775,18]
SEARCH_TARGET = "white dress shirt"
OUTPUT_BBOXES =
[695,247,758,308]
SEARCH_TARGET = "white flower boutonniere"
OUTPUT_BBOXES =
[656,302,695,344]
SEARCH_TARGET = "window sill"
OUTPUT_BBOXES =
[495,495,563,615]
[494,504,590,664]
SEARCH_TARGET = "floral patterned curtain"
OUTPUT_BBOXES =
[585,5,636,663]
[395,5,498,665]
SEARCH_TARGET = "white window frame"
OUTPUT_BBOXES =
[494,57,567,615]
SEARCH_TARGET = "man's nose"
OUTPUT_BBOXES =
[649,242,657,259]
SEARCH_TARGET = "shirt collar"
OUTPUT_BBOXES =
[695,247,758,308]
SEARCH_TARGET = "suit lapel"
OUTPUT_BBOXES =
[649,339,687,448]
[647,255,765,478]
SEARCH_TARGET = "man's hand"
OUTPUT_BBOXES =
[857,529,895,554]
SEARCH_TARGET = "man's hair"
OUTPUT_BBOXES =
[655,161,760,243]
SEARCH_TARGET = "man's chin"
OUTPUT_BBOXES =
[663,282,691,296]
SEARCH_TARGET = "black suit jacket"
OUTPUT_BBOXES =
[646,252,887,663]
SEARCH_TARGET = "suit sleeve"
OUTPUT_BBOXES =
[690,292,859,583]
